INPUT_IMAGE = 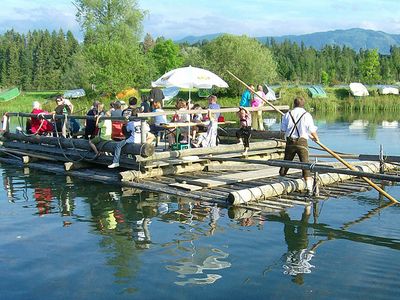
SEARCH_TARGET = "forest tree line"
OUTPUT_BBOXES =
[1,0,400,96]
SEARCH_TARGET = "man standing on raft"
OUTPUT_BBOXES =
[279,97,319,195]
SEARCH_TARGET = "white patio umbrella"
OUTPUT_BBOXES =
[152,66,229,146]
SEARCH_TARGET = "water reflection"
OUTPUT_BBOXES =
[381,121,398,128]
[348,119,369,130]
[281,206,315,284]
[1,162,399,295]
[162,199,231,285]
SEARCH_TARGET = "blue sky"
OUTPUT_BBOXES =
[1,0,399,40]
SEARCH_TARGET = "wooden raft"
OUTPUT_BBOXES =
[0,149,397,213]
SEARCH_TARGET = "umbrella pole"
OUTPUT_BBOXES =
[188,89,191,147]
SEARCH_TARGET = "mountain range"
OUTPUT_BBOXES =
[175,28,400,54]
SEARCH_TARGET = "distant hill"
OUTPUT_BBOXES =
[175,28,400,54]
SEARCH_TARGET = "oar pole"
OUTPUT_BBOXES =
[226,70,284,116]
[316,141,398,203]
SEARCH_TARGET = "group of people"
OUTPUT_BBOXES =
[27,94,78,137]
[239,84,267,130]
[24,86,320,195]
[234,83,269,155]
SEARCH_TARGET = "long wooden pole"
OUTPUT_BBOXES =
[227,70,398,203]
[208,157,400,182]
[226,70,285,116]
[316,141,398,203]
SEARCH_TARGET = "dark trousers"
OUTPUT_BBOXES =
[279,137,310,178]
[236,126,251,147]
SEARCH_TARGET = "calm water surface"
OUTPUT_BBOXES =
[1,117,400,300]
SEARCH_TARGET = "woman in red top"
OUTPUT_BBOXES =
[30,101,53,135]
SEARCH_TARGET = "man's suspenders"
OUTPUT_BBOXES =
[288,111,307,138]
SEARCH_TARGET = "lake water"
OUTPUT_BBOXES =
[1,115,400,300]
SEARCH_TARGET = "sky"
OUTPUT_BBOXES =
[0,0,399,40]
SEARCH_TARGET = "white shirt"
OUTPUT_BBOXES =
[153,108,168,125]
[281,107,317,140]
[126,119,150,143]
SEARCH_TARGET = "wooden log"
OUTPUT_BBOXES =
[2,141,140,168]
[135,140,284,162]
[310,153,400,163]
[270,197,311,206]
[119,162,209,181]
[218,128,283,140]
[227,161,395,205]
[209,157,400,182]
[2,132,155,157]
[64,161,92,171]
[21,155,40,164]
[0,146,58,161]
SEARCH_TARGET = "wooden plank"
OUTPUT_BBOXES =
[175,167,297,189]
[168,182,204,191]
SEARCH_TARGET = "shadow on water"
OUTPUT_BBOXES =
[1,162,399,294]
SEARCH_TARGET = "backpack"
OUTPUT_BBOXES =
[121,123,131,138]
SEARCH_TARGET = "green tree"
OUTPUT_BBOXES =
[360,49,381,84]
[142,33,155,53]
[321,70,329,86]
[74,0,145,45]
[203,34,277,95]
[74,0,150,92]
[390,46,400,81]
[151,38,184,75]
[180,45,205,67]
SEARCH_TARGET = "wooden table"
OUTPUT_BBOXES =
[160,121,236,149]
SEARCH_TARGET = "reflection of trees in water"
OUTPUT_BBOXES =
[88,189,163,284]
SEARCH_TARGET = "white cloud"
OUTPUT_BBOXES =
[0,0,398,40]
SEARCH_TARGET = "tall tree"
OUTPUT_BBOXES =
[142,33,155,53]
[360,49,381,84]
[151,38,183,75]
[203,34,277,95]
[74,0,150,92]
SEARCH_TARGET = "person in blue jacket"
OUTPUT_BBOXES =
[239,84,254,107]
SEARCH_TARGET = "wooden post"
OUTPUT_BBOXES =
[379,144,385,174]
[141,119,146,144]
[313,157,320,197]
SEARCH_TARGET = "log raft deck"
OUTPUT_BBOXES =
[1,106,399,212]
